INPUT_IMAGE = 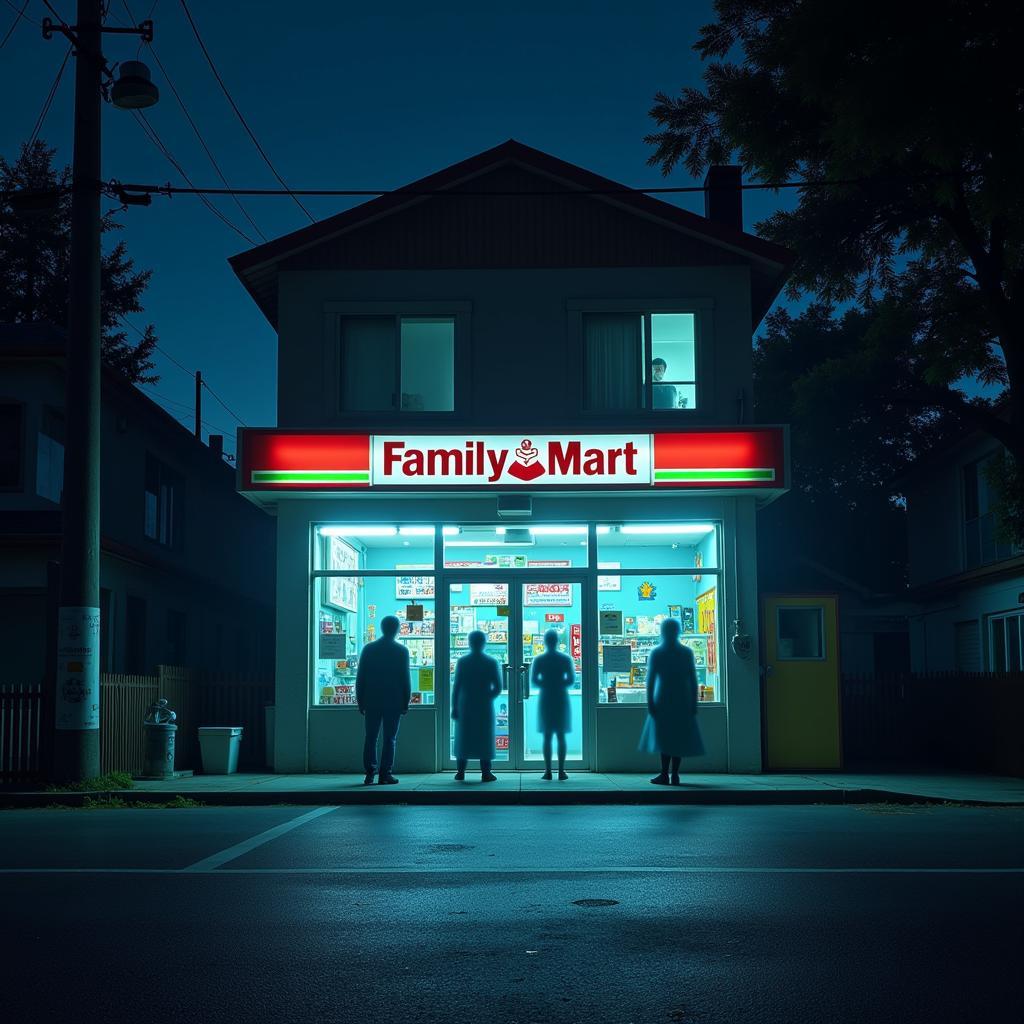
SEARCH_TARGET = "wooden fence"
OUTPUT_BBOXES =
[842,672,1024,776]
[1,668,273,783]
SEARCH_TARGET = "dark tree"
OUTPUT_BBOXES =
[646,0,1022,464]
[1,140,159,383]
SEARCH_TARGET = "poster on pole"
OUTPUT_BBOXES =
[55,606,100,731]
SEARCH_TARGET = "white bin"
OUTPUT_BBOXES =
[198,726,243,774]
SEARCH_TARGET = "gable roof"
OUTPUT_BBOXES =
[229,140,794,327]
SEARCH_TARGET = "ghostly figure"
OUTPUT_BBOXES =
[531,628,574,780]
[451,630,501,782]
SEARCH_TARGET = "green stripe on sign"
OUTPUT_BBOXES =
[655,468,776,482]
[251,470,370,484]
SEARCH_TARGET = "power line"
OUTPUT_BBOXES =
[1,0,37,25]
[117,315,198,380]
[28,44,72,147]
[201,379,247,426]
[129,107,258,244]
[177,0,315,224]
[121,0,268,241]
[1,0,30,48]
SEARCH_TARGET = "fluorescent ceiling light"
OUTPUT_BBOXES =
[442,526,459,536]
[619,524,714,536]
[528,526,587,536]
[445,540,534,548]
[319,525,397,537]
[596,526,612,534]
[398,526,435,537]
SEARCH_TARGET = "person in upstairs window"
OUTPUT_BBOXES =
[531,628,574,780]
[356,615,411,785]
[639,618,705,785]
[651,357,679,409]
[451,630,501,782]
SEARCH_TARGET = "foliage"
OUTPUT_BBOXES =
[1,140,159,384]
[46,770,135,792]
[646,0,1024,535]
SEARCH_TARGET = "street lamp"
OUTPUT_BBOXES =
[43,1,157,782]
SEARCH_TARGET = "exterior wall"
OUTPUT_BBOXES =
[272,493,762,774]
[0,354,276,683]
[275,266,753,431]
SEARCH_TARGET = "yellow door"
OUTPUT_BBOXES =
[762,595,842,770]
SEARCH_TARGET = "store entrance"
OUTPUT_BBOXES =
[445,576,586,771]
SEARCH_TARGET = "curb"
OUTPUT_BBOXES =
[2,788,1018,809]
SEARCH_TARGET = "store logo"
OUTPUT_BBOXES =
[378,436,644,484]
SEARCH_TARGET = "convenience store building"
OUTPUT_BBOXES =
[231,141,793,774]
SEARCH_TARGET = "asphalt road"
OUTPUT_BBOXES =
[1,804,1022,1024]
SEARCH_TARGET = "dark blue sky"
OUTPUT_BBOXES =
[2,0,794,449]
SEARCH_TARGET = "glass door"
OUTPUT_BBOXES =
[445,576,587,771]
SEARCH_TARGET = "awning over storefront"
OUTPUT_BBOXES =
[236,427,789,504]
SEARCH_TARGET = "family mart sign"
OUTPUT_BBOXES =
[239,429,787,491]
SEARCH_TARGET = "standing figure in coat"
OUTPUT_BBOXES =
[638,618,705,785]
[531,628,574,780]
[451,630,502,782]
[355,615,411,786]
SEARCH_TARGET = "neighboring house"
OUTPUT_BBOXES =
[0,321,276,684]
[231,139,797,773]
[902,425,1024,672]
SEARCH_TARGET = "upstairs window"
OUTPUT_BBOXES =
[582,312,697,412]
[962,455,1013,569]
[144,454,183,548]
[0,402,23,489]
[340,315,455,412]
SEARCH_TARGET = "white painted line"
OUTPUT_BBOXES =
[0,865,1021,876]
[181,806,337,872]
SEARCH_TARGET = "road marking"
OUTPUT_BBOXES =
[181,806,337,871]
[0,866,1021,876]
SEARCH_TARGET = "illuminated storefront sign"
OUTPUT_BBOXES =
[239,428,786,491]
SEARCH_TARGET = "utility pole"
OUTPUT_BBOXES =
[195,370,203,438]
[43,2,158,782]
[53,0,104,782]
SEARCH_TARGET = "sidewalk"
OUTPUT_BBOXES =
[5,771,1024,807]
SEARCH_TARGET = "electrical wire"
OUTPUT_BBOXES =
[129,108,258,244]
[28,44,72,147]
[1,0,37,25]
[200,380,247,426]
[117,315,197,379]
[0,0,30,48]
[121,0,267,242]
[177,0,315,223]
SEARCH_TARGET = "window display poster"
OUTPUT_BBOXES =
[680,607,695,633]
[571,623,582,661]
[470,582,509,606]
[395,566,435,599]
[528,559,572,568]
[524,582,572,606]
[319,633,347,658]
[327,536,359,611]
[697,587,717,673]
[597,562,621,591]
[418,668,434,692]
[603,644,633,672]
[600,610,623,635]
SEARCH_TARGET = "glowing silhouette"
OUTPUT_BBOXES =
[451,629,501,781]
[355,614,411,785]
[531,628,574,779]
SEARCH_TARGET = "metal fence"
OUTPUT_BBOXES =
[1,668,273,783]
[841,672,1024,776]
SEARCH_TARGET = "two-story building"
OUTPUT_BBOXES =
[231,141,793,774]
[902,421,1024,672]
[0,321,276,684]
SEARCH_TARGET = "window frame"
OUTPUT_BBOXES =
[961,453,1016,569]
[988,610,1024,672]
[569,299,712,418]
[143,453,184,550]
[326,302,471,420]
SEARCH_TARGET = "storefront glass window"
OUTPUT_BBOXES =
[443,524,589,569]
[312,526,437,707]
[596,522,718,571]
[596,572,722,705]
[650,313,696,410]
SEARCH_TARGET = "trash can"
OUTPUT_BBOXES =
[198,726,243,774]
[264,704,275,770]
[141,699,177,779]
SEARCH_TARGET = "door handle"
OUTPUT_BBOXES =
[520,664,530,700]
[501,663,511,692]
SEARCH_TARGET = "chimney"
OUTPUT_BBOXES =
[209,434,224,460]
[703,165,743,231]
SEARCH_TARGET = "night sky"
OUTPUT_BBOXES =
[1,0,794,451]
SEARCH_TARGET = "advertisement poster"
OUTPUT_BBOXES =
[395,566,435,599]
[418,668,434,692]
[599,610,624,635]
[318,633,347,658]
[571,623,582,661]
[524,582,573,606]
[327,536,359,611]
[597,562,621,591]
[470,582,509,606]
[603,644,632,672]
[697,587,717,674]
[528,559,572,568]
[55,606,100,731]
